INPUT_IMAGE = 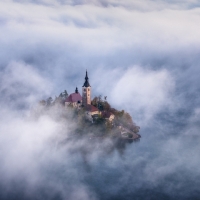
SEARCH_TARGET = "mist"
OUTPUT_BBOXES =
[1,0,200,199]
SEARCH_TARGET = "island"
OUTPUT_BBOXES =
[37,71,141,142]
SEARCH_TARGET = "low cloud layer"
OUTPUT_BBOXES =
[0,0,200,199]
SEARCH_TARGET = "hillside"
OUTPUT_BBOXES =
[37,92,141,141]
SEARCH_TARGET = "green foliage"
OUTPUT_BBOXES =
[105,121,113,133]
[91,96,111,111]
[112,109,138,133]
[102,101,111,111]
[94,115,105,124]
[91,96,138,134]
[39,90,139,138]
[91,97,98,107]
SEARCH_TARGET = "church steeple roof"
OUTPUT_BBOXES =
[82,70,91,87]
[75,87,78,93]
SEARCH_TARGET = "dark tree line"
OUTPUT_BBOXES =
[39,90,68,107]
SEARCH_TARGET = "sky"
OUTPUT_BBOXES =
[0,0,200,199]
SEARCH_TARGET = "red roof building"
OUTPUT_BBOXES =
[86,104,99,112]
[66,93,82,103]
[85,104,100,122]
[65,87,82,107]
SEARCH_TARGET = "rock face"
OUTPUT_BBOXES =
[117,125,141,140]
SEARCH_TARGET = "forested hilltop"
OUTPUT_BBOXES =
[36,91,141,141]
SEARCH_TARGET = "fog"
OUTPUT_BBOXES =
[0,0,200,199]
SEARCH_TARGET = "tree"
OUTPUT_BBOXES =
[105,120,113,132]
[103,101,111,111]
[97,102,103,111]
[46,97,53,106]
[91,97,98,107]
[39,100,46,106]
[63,90,68,98]
[98,95,102,102]
[94,115,105,124]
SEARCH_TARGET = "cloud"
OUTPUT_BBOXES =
[0,0,200,199]
[0,107,86,199]
[1,0,200,60]
[0,60,199,200]
[0,61,53,109]
[0,82,199,199]
[91,66,175,126]
[110,66,175,125]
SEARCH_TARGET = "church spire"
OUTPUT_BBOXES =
[82,70,91,106]
[82,70,91,87]
[86,70,88,79]
[75,87,78,93]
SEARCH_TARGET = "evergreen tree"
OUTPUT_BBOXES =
[46,97,53,106]
[63,90,68,98]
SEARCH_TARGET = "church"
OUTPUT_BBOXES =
[65,71,100,118]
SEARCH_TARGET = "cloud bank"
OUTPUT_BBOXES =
[0,0,200,199]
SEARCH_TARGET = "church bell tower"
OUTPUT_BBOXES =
[82,70,91,107]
